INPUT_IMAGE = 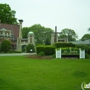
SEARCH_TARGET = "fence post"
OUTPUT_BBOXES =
[79,48,85,59]
[56,48,61,58]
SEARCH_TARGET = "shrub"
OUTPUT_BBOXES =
[54,42,76,48]
[36,45,55,55]
[26,44,35,53]
[38,51,45,56]
[1,40,11,52]
[76,44,90,55]
[76,44,88,50]
[85,54,90,59]
[52,54,55,58]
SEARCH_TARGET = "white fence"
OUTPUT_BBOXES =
[79,48,85,59]
[56,48,61,58]
[56,48,85,59]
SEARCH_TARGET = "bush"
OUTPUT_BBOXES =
[52,54,56,58]
[85,54,90,59]
[76,44,90,55]
[26,44,35,53]
[36,45,55,55]
[37,51,45,56]
[54,42,76,48]
[76,44,88,50]
[1,40,11,52]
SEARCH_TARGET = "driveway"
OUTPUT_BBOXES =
[0,53,36,56]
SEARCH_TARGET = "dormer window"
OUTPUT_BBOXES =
[0,28,11,37]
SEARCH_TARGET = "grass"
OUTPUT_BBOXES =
[0,56,90,90]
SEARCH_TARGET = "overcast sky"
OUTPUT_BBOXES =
[1,0,90,39]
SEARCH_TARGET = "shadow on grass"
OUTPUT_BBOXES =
[73,71,87,77]
[0,78,22,90]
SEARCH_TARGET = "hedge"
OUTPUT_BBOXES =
[54,42,76,48]
[36,45,55,55]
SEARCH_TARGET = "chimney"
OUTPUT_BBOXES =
[19,19,23,24]
[18,19,23,38]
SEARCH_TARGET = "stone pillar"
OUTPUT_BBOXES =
[55,26,57,43]
[51,33,54,45]
[18,19,23,38]
[16,19,23,51]
[56,34,58,42]
[17,37,22,51]
[65,38,68,43]
[28,31,35,46]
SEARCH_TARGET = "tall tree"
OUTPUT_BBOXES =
[59,28,78,41]
[0,3,17,24]
[22,24,53,44]
[81,34,90,41]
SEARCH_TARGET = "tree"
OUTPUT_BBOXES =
[88,27,90,31]
[22,24,53,44]
[26,44,35,53]
[22,27,30,38]
[0,3,17,24]
[1,40,11,52]
[45,37,50,45]
[59,28,78,41]
[81,34,90,41]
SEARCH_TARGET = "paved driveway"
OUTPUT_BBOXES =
[0,53,36,56]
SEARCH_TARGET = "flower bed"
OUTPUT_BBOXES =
[27,55,53,60]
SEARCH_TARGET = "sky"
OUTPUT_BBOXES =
[1,0,90,39]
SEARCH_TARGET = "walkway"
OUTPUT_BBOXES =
[0,53,36,56]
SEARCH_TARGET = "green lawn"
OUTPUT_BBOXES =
[0,56,90,90]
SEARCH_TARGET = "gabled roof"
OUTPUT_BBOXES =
[0,23,20,39]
